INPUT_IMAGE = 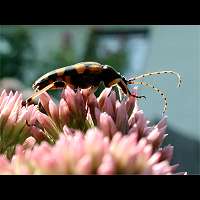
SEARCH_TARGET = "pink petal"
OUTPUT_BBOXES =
[49,99,59,125]
[87,93,98,124]
[148,152,161,166]
[23,136,36,149]
[30,126,46,141]
[156,115,168,129]
[97,154,115,175]
[37,112,59,139]
[39,92,51,115]
[62,86,76,112]
[59,98,70,127]
[98,112,117,138]
[97,88,112,109]
[152,161,172,174]
[102,97,115,120]
[115,101,128,134]
[159,145,174,162]
[75,155,92,174]
[125,95,135,117]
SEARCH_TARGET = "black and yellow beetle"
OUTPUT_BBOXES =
[23,61,182,114]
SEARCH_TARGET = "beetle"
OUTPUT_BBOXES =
[22,61,182,114]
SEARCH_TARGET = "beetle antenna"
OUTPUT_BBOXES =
[129,71,182,88]
[128,80,168,115]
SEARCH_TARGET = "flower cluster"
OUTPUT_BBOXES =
[0,87,186,174]
[0,90,46,158]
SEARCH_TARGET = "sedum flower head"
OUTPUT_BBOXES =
[0,87,186,174]
[0,90,46,158]
[0,128,185,175]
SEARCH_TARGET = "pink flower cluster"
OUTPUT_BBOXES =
[0,87,186,174]
[0,90,45,158]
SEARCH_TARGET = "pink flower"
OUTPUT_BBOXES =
[36,87,136,139]
[0,127,184,175]
[38,86,90,140]
[0,87,186,174]
[0,90,45,157]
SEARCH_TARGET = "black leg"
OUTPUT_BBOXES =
[131,93,146,100]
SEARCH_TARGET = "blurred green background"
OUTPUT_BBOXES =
[0,25,199,174]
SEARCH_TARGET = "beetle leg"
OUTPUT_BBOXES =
[22,81,67,107]
[131,94,146,99]
[117,79,146,100]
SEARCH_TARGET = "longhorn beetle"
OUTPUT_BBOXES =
[22,61,182,115]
